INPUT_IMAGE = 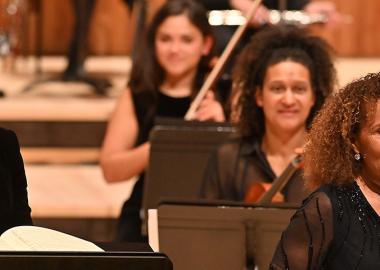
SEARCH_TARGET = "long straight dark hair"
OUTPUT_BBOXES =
[128,0,215,99]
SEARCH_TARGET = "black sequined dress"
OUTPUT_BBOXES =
[270,182,380,270]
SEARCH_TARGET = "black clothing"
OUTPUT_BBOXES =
[116,91,191,242]
[264,0,310,10]
[201,0,310,10]
[64,0,96,78]
[270,182,380,270]
[200,138,309,204]
[201,0,230,10]
[0,128,32,234]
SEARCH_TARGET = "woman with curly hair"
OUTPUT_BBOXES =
[200,26,336,203]
[270,72,380,269]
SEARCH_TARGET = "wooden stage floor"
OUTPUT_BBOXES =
[0,56,134,241]
[0,56,379,241]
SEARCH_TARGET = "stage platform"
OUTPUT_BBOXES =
[0,55,379,242]
[26,164,136,242]
[0,56,131,164]
[0,56,133,242]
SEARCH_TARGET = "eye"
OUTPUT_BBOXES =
[157,34,171,42]
[270,85,284,93]
[375,128,380,134]
[181,35,194,43]
[293,85,307,93]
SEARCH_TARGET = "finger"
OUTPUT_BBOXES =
[204,91,215,100]
[294,147,304,155]
[195,107,224,122]
[198,98,213,109]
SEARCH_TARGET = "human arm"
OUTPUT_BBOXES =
[200,142,239,200]
[230,0,270,26]
[303,1,342,27]
[231,0,341,27]
[100,89,150,183]
[200,148,223,200]
[269,191,334,269]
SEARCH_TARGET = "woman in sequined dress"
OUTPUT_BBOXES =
[270,72,380,269]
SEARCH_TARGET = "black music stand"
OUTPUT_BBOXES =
[142,119,236,228]
[155,201,297,270]
[0,251,172,270]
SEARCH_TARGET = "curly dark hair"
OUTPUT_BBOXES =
[304,72,380,189]
[233,26,336,139]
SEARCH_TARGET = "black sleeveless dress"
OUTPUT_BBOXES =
[116,90,191,242]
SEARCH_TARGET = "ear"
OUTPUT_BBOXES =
[255,87,263,107]
[202,35,214,56]
[310,91,316,107]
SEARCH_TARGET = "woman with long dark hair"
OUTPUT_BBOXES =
[100,0,225,242]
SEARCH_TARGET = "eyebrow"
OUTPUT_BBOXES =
[267,80,309,84]
[369,122,380,131]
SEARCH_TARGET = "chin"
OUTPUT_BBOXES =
[277,122,304,132]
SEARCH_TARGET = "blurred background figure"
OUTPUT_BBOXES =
[200,26,336,204]
[100,0,225,243]
[201,0,341,52]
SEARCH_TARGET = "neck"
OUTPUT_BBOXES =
[357,173,380,196]
[262,125,307,159]
[160,69,196,97]
[356,176,380,215]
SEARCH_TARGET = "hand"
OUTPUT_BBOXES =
[230,0,270,27]
[244,182,284,203]
[194,91,225,122]
[304,1,343,28]
[262,183,284,203]
[249,5,270,27]
[294,147,305,156]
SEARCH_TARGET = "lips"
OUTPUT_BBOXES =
[278,110,298,114]
[277,110,300,118]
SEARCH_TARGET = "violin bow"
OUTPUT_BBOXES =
[258,155,303,205]
[184,0,263,120]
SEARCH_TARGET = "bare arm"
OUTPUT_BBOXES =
[304,1,342,27]
[229,0,254,11]
[100,89,150,183]
[229,0,269,26]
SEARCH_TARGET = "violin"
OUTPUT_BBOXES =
[244,155,304,204]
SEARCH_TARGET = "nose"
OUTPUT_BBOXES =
[282,89,296,106]
[169,40,180,53]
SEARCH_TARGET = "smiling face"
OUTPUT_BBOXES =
[255,61,315,134]
[154,14,212,81]
[354,100,380,192]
